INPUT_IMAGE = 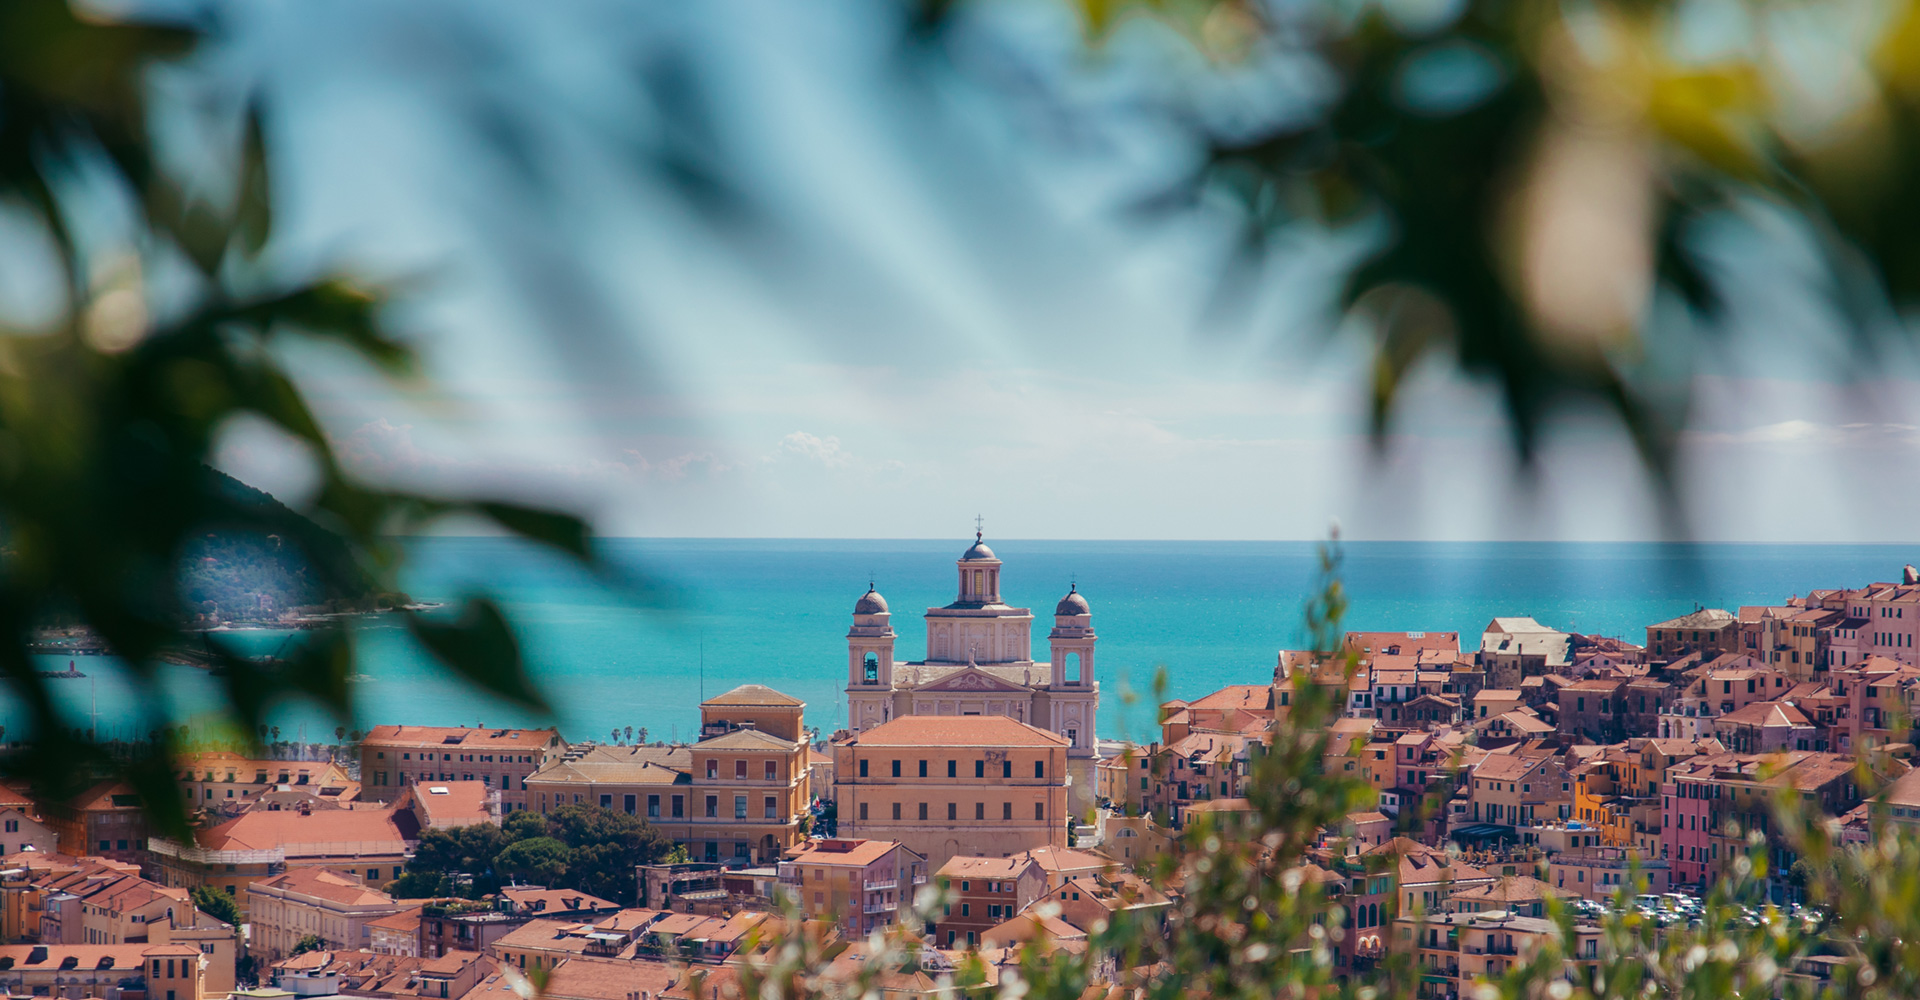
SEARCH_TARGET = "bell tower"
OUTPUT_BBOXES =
[847,585,896,689]
[1048,584,1095,688]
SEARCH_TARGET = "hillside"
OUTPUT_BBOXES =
[177,470,404,623]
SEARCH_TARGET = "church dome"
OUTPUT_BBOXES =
[854,587,889,615]
[961,539,997,562]
[1055,587,1090,616]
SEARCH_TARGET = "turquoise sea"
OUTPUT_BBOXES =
[19,538,1920,746]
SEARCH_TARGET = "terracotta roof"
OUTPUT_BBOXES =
[501,887,620,914]
[1650,608,1737,630]
[1185,685,1273,711]
[251,868,396,908]
[368,907,423,933]
[938,855,1041,880]
[361,726,560,749]
[695,728,800,752]
[847,716,1069,748]
[529,746,691,786]
[0,944,151,970]
[1020,846,1113,877]
[196,803,413,854]
[788,838,919,869]
[539,957,681,1000]
[407,781,495,827]
[701,684,804,708]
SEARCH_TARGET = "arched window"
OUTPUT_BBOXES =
[1065,652,1082,685]
[863,654,879,683]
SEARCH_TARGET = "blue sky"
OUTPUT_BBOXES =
[161,0,1920,542]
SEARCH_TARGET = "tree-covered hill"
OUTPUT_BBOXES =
[177,470,406,623]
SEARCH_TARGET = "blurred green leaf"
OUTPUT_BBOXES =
[406,596,551,713]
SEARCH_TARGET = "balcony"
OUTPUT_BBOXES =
[864,879,898,891]
[863,902,897,915]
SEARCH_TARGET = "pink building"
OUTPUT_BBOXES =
[1662,754,1726,888]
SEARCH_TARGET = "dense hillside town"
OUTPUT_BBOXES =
[5,539,1919,999]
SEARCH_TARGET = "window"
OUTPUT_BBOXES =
[919,802,929,820]
[765,761,777,781]
[860,759,869,778]
[892,760,902,778]
[976,802,985,819]
[707,760,718,780]
[1002,761,1012,778]
[734,795,747,819]
[975,761,985,778]
[919,760,928,777]
[859,802,869,820]
[624,794,637,815]
[892,802,902,820]
[705,795,718,818]
[648,795,661,818]
[948,803,958,819]
[1034,760,1045,778]
[1003,802,1012,820]
[600,794,613,809]
[736,760,748,779]
[948,760,957,778]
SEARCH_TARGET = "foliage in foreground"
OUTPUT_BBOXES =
[0,0,601,833]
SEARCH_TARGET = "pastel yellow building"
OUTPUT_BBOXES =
[525,685,813,865]
[833,715,1069,869]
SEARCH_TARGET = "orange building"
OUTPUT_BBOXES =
[43,782,147,864]
[833,715,1069,869]
[359,726,564,811]
[526,686,813,866]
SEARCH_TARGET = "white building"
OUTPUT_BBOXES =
[845,532,1098,758]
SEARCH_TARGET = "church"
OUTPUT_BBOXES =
[844,531,1098,759]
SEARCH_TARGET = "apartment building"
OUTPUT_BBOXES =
[359,726,564,810]
[0,788,56,857]
[176,754,357,818]
[1400,910,1602,998]
[776,838,926,939]
[247,868,406,961]
[1647,608,1740,660]
[931,854,1044,949]
[0,943,205,1000]
[1549,846,1670,900]
[1664,751,1862,892]
[525,686,812,866]
[148,801,417,908]
[833,715,1070,869]
[1467,753,1571,830]
[44,782,147,864]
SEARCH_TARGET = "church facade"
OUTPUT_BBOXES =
[844,533,1098,759]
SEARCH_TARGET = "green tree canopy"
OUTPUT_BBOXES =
[189,885,239,927]
[493,836,571,887]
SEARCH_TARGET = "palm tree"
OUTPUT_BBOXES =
[624,726,633,743]
[335,726,346,743]
[637,728,648,745]
[270,726,281,743]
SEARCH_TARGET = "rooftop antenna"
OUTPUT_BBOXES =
[975,513,984,541]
